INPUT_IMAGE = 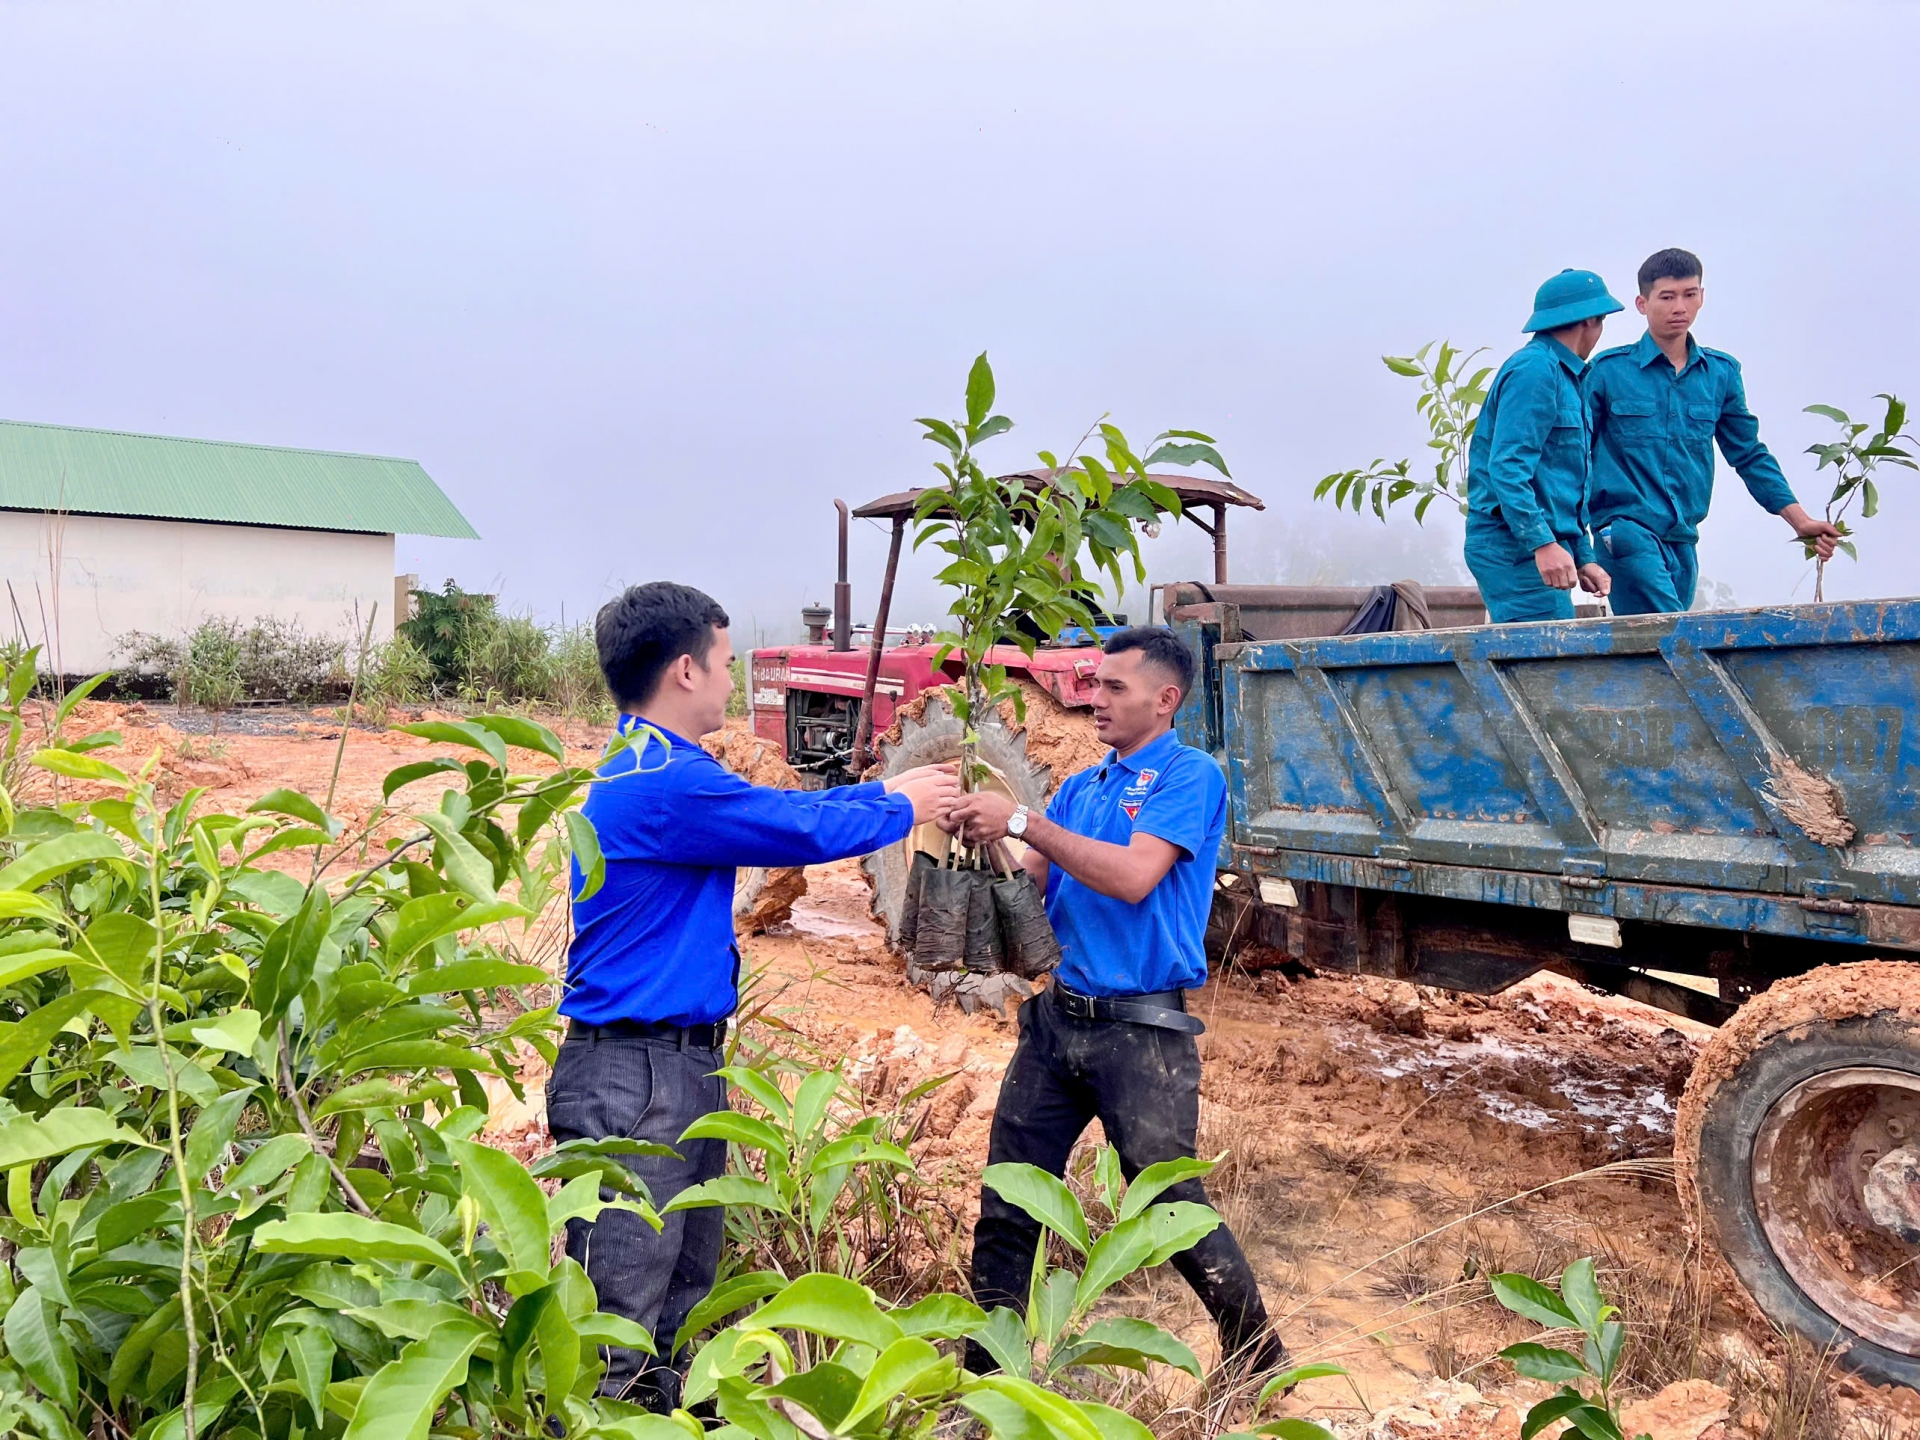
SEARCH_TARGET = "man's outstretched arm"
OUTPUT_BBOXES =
[949,790,1176,905]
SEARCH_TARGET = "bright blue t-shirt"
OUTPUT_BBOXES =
[1043,727,1226,997]
[564,716,914,1026]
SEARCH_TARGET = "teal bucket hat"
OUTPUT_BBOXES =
[1524,268,1625,332]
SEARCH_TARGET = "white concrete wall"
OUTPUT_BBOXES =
[0,510,395,675]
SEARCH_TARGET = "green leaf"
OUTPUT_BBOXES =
[253,884,332,1020]
[0,990,117,1092]
[565,810,605,902]
[404,957,546,996]
[673,1270,786,1354]
[791,1067,839,1146]
[1558,1257,1610,1332]
[1520,1392,1593,1440]
[1491,1272,1579,1330]
[315,1077,454,1118]
[751,1273,903,1351]
[286,1320,336,1422]
[343,1326,485,1440]
[894,1291,988,1340]
[576,1310,659,1355]
[714,1065,790,1124]
[382,757,468,801]
[1501,1342,1591,1384]
[982,1162,1090,1253]
[415,811,499,903]
[189,1008,262,1054]
[0,831,126,892]
[1384,355,1425,377]
[1255,1422,1340,1440]
[545,1170,656,1231]
[248,788,337,834]
[1076,1202,1220,1312]
[1116,1155,1213,1221]
[1565,1405,1626,1440]
[394,719,509,769]
[185,1085,255,1183]
[663,1175,784,1213]
[1258,1364,1349,1405]
[30,749,132,786]
[842,1336,950,1429]
[0,948,78,991]
[449,1137,554,1292]
[964,1374,1103,1440]
[223,1132,313,1192]
[680,1111,787,1154]
[466,713,566,762]
[387,893,528,963]
[966,352,996,431]
[1804,403,1852,424]
[254,1213,464,1277]
[4,1288,76,1412]
[1067,1316,1201,1377]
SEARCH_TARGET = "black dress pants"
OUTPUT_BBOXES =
[967,985,1272,1367]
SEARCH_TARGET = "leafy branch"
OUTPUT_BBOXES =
[1801,393,1915,602]
[1314,341,1490,523]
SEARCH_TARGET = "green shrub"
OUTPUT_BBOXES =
[115,617,348,709]
[398,580,499,690]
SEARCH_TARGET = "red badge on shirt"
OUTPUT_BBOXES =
[1119,768,1157,820]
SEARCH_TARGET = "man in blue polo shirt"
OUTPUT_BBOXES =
[944,626,1285,1378]
[545,581,959,1410]
[1464,268,1622,623]
[1587,248,1840,613]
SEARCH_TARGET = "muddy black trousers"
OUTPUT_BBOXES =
[966,985,1273,1370]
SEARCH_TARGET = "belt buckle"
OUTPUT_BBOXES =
[1056,987,1094,1021]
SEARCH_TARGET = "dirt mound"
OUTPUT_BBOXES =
[868,681,1103,788]
[702,719,808,932]
[701,721,805,789]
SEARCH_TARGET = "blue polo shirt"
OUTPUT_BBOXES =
[1042,728,1226,998]
[1586,332,1797,544]
[1464,333,1598,564]
[564,716,914,1026]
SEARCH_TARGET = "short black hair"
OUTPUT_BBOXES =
[594,582,730,708]
[1638,247,1703,296]
[1103,626,1196,699]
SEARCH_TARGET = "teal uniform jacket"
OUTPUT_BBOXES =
[1586,332,1798,614]
[1464,334,1595,623]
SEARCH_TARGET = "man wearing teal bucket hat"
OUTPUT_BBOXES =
[1464,269,1621,622]
[1585,248,1840,613]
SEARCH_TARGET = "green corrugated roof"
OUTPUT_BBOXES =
[0,419,479,539]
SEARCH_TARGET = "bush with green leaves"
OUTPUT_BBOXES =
[0,645,696,1440]
[116,618,351,710]
[1315,341,1490,523]
[1800,393,1915,601]
[1492,1257,1650,1440]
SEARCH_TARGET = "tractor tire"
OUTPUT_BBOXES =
[1676,961,1920,1387]
[700,723,808,934]
[860,688,1069,952]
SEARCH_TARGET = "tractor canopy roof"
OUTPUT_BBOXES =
[851,468,1265,520]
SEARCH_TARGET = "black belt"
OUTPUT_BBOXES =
[1050,982,1204,1035]
[566,1018,729,1050]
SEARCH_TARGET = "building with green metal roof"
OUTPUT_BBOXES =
[0,419,477,675]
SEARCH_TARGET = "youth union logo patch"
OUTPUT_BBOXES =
[1119,767,1158,820]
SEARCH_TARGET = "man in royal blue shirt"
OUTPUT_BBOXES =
[546,582,959,1409]
[1586,248,1840,613]
[944,627,1287,1379]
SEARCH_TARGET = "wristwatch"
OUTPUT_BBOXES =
[1007,805,1030,838]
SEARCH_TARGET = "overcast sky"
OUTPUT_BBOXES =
[2,2,1914,640]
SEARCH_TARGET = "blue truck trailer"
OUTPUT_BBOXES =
[1164,584,1920,1386]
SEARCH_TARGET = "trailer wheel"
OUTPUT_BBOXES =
[861,690,1058,950]
[1677,961,1920,1387]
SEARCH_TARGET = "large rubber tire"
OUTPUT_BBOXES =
[861,691,1059,950]
[1676,961,1920,1387]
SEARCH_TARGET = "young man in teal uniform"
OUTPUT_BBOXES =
[1586,248,1839,613]
[943,627,1286,1379]
[1464,269,1622,622]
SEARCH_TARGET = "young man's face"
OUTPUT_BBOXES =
[1636,275,1704,341]
[690,627,737,736]
[1089,647,1182,753]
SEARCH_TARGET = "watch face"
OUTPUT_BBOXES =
[1008,809,1027,836]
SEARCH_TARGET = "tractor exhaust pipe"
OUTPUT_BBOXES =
[832,499,852,652]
